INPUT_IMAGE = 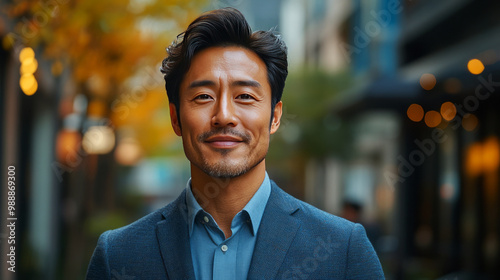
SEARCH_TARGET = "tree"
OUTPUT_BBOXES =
[3,1,206,278]
[270,69,353,160]
[6,0,205,94]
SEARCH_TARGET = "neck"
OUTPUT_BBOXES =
[190,161,266,238]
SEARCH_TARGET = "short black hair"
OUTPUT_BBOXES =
[160,7,288,118]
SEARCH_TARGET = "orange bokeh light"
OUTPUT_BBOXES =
[466,143,483,176]
[483,137,500,172]
[420,73,436,90]
[440,102,457,121]
[465,137,500,176]
[424,110,441,127]
[467,59,484,75]
[407,103,424,122]
[56,129,82,164]
[462,113,478,131]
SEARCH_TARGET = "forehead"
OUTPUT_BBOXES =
[181,46,270,89]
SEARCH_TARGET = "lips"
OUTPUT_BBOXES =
[204,135,243,149]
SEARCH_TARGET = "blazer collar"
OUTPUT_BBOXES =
[155,182,301,280]
[247,181,301,279]
[156,189,196,280]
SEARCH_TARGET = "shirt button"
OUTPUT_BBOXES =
[221,244,228,252]
[203,216,209,223]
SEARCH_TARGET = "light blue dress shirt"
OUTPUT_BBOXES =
[185,172,271,280]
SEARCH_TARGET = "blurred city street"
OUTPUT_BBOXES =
[1,0,500,279]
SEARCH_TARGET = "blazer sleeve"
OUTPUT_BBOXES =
[86,230,112,280]
[345,223,385,279]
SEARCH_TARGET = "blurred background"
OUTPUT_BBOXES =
[1,0,500,279]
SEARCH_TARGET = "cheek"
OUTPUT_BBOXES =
[178,115,201,145]
[180,106,209,128]
[238,109,272,136]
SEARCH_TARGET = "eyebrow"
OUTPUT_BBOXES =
[188,80,262,89]
[188,80,216,89]
[231,80,261,88]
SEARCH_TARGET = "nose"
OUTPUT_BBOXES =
[211,93,238,127]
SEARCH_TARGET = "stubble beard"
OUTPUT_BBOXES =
[197,150,267,178]
[191,127,268,178]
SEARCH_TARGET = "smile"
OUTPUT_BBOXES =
[204,135,244,149]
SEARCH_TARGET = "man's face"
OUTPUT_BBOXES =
[170,46,282,178]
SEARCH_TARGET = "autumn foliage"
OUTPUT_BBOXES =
[4,0,206,156]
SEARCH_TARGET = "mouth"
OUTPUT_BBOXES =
[204,135,244,149]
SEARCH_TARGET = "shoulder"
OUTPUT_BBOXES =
[104,208,163,244]
[101,190,185,246]
[269,181,384,278]
[86,192,186,278]
[270,181,355,235]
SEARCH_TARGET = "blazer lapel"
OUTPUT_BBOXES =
[247,182,301,279]
[156,190,196,280]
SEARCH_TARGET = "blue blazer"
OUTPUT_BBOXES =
[87,182,384,279]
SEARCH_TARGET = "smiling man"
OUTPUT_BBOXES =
[87,8,384,280]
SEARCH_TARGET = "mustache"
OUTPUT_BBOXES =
[198,127,251,143]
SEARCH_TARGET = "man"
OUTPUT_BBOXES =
[87,7,384,279]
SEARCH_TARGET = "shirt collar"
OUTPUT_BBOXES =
[185,172,271,237]
[241,172,271,235]
[185,178,203,237]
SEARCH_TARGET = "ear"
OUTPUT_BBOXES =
[169,103,182,136]
[270,101,283,134]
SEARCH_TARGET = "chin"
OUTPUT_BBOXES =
[199,154,266,179]
[201,162,249,179]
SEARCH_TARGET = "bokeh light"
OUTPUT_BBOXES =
[420,73,436,90]
[407,103,424,122]
[18,47,38,96]
[56,129,82,164]
[466,143,483,176]
[424,110,441,127]
[19,47,35,62]
[82,126,115,154]
[440,183,455,201]
[115,138,143,166]
[440,102,457,121]
[462,113,479,131]
[483,137,500,172]
[467,59,485,75]
[19,73,38,96]
[20,57,38,75]
[465,137,500,176]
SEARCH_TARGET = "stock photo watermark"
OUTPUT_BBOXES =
[111,65,163,121]
[384,73,500,189]
[281,234,340,280]
[52,64,163,182]
[339,0,403,63]
[5,166,17,273]
[6,0,68,52]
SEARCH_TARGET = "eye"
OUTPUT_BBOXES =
[194,94,213,100]
[237,94,255,100]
